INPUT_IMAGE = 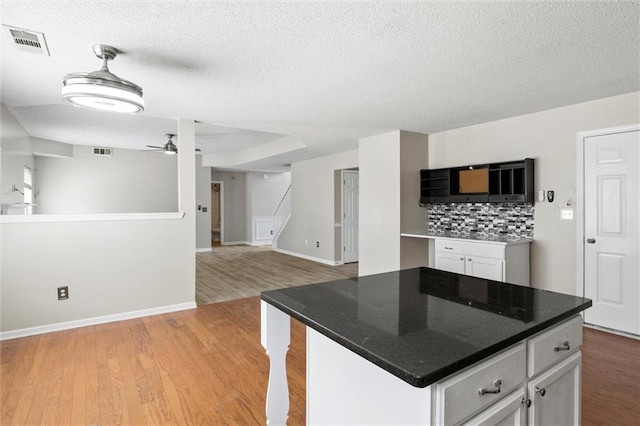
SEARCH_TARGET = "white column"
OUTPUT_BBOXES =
[260,300,291,425]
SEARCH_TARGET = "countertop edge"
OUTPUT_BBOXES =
[401,232,533,245]
[261,292,591,388]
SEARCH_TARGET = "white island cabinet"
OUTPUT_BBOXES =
[261,268,591,426]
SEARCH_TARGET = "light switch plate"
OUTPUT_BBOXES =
[538,190,545,202]
[561,208,574,220]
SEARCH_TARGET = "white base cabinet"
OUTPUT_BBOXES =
[463,388,527,426]
[527,352,581,426]
[434,238,530,286]
[304,315,582,425]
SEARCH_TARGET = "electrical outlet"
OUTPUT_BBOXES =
[316,241,320,248]
[57,286,69,300]
[561,208,574,220]
[538,190,545,202]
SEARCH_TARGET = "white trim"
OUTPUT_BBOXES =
[196,247,213,253]
[0,211,185,224]
[583,323,640,340]
[575,124,640,298]
[0,301,197,341]
[272,247,342,266]
[222,240,251,246]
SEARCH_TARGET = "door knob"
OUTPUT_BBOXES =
[586,238,596,244]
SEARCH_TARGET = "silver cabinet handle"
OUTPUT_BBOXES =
[535,386,546,397]
[521,397,531,407]
[587,238,596,244]
[478,379,502,395]
[554,341,570,352]
[460,257,464,261]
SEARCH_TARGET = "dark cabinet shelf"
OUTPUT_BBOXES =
[420,169,450,204]
[420,158,534,205]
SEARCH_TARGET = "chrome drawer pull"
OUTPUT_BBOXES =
[521,397,531,407]
[535,386,546,397]
[478,379,502,395]
[553,341,570,352]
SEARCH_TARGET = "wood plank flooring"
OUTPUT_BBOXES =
[2,246,638,425]
[581,327,640,426]
[196,245,358,305]
[1,297,308,426]
[2,297,639,425]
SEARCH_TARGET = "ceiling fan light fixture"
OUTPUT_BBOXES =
[61,44,144,113]
[164,140,178,155]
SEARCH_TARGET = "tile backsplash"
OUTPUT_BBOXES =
[427,203,534,238]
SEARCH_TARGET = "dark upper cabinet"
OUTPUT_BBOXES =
[420,158,534,205]
[420,168,450,204]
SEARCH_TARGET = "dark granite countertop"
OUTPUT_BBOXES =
[261,267,591,388]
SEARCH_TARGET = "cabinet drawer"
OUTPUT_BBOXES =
[527,315,583,377]
[463,242,505,260]
[435,239,464,254]
[434,343,526,425]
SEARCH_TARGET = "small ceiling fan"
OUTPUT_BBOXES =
[146,133,201,154]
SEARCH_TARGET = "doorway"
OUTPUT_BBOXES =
[211,182,223,246]
[577,125,639,336]
[342,170,359,263]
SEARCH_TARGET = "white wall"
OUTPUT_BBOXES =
[277,150,358,262]
[1,153,34,206]
[34,146,178,214]
[358,131,428,276]
[247,171,291,216]
[428,91,640,295]
[0,116,197,335]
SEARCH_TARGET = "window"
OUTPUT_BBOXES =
[24,166,33,214]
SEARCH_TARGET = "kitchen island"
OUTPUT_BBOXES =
[261,267,591,425]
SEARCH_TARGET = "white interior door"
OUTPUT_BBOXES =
[583,129,639,335]
[342,170,359,263]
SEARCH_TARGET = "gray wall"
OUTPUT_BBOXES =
[277,150,358,261]
[1,116,197,334]
[210,170,291,245]
[34,146,178,214]
[196,157,212,249]
[211,170,248,243]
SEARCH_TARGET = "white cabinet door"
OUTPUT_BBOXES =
[466,256,504,281]
[527,351,581,426]
[436,252,466,274]
[462,388,527,426]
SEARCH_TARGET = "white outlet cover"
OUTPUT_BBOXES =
[538,190,545,202]
[561,208,574,220]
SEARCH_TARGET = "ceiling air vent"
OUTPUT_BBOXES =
[3,25,50,56]
[93,147,112,156]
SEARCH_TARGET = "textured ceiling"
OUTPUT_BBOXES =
[2,1,639,171]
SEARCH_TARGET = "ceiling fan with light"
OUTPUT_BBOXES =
[146,133,201,154]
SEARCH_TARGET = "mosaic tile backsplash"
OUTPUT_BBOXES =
[427,203,534,238]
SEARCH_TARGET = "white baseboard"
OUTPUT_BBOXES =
[0,301,197,341]
[272,247,341,266]
[583,323,640,340]
[250,241,273,246]
[196,247,213,252]
[221,241,251,246]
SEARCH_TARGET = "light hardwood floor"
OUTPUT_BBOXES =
[196,245,358,305]
[1,247,638,425]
